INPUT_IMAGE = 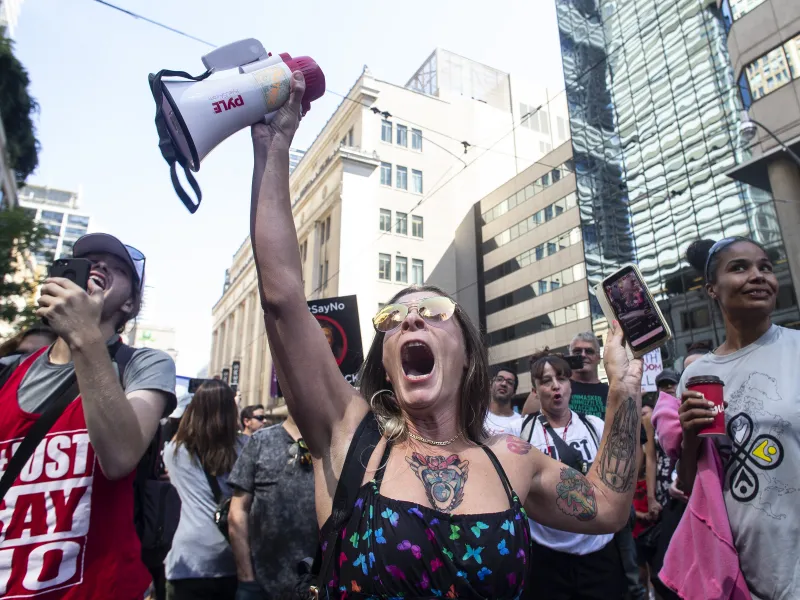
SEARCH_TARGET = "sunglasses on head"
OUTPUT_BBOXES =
[372,296,457,333]
[296,438,312,466]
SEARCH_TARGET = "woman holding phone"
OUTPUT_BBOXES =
[677,237,800,600]
[249,71,644,599]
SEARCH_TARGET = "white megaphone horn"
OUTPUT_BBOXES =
[149,39,325,213]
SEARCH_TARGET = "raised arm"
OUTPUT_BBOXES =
[525,322,642,534]
[249,71,365,458]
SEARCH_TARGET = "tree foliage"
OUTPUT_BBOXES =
[0,207,48,330]
[0,26,39,185]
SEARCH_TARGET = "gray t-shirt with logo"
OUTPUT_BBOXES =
[228,423,317,597]
[17,341,176,414]
[677,325,800,600]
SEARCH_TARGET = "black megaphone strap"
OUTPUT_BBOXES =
[150,68,212,214]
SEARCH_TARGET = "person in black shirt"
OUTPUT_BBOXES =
[568,332,609,419]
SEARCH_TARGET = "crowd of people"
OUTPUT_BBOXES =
[0,70,797,600]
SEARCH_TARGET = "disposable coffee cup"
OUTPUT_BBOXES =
[687,375,725,437]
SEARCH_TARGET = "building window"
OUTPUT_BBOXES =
[481,161,575,224]
[411,129,423,151]
[742,34,800,103]
[557,116,566,140]
[325,215,331,242]
[67,214,90,227]
[378,253,391,280]
[396,256,408,283]
[680,307,711,330]
[381,120,392,143]
[41,210,64,224]
[396,212,408,235]
[379,209,392,232]
[396,166,408,190]
[412,169,423,194]
[483,191,578,253]
[324,260,329,286]
[348,128,354,146]
[412,215,423,238]
[396,124,408,147]
[412,259,424,285]
[380,162,392,186]
[486,300,590,346]
[318,264,324,289]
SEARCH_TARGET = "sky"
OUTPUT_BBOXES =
[12,0,564,376]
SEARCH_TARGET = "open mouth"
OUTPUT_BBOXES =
[553,393,563,401]
[744,289,771,299]
[89,271,108,290]
[401,341,435,380]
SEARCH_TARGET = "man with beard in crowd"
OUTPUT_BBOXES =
[484,367,524,436]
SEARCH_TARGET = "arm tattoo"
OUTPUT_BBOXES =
[555,467,597,521]
[596,396,638,493]
[406,453,469,513]
[506,436,532,455]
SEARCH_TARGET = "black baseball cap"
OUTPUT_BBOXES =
[72,233,145,292]
[655,369,680,387]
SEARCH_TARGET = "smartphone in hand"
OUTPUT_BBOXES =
[48,258,92,290]
[594,263,672,358]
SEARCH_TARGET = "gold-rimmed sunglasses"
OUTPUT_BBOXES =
[296,438,312,466]
[372,296,457,334]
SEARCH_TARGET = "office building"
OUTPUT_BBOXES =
[555,0,799,367]
[0,0,24,37]
[18,184,91,262]
[289,147,305,174]
[431,142,585,396]
[722,0,800,293]
[128,323,178,362]
[209,49,569,407]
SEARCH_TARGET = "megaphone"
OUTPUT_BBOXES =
[150,39,325,213]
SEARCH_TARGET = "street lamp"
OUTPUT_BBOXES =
[739,111,800,168]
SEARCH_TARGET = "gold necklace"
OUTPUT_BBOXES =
[408,430,462,446]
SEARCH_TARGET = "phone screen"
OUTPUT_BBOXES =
[603,266,668,351]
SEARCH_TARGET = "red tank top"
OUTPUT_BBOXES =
[0,348,150,598]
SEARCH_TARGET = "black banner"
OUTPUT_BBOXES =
[221,368,230,384]
[308,295,363,386]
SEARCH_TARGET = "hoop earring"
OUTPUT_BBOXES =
[370,388,397,411]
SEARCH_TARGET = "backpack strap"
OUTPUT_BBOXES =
[576,412,601,450]
[520,411,539,443]
[0,376,79,501]
[202,465,224,504]
[108,339,136,383]
[314,412,382,589]
[0,356,23,392]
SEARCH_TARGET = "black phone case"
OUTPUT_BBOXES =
[48,258,92,291]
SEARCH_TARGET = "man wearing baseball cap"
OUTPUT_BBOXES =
[655,369,679,397]
[0,233,176,599]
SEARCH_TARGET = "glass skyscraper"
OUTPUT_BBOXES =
[556,0,799,365]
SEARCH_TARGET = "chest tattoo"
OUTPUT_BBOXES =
[406,453,470,513]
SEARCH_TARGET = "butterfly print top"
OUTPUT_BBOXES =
[320,441,531,599]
